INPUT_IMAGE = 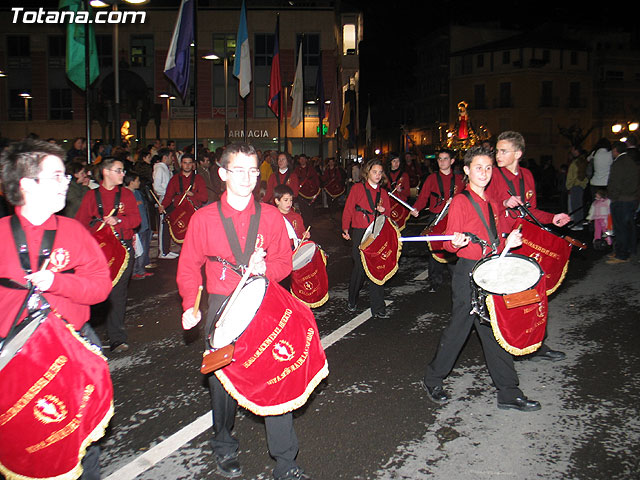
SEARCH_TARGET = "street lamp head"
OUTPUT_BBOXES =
[629,122,639,132]
[20,92,32,99]
[203,53,220,60]
[612,123,623,134]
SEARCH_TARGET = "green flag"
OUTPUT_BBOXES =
[59,0,99,90]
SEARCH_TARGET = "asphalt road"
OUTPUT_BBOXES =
[88,208,639,480]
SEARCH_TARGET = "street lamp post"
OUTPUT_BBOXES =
[20,92,32,136]
[203,52,231,146]
[159,93,175,140]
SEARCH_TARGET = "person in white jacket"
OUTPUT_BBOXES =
[588,137,614,196]
[153,148,178,259]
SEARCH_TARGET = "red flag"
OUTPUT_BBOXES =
[268,16,281,118]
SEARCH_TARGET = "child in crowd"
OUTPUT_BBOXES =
[125,172,153,279]
[586,188,612,248]
[274,184,310,249]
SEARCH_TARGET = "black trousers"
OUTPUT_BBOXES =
[106,241,133,346]
[348,228,386,315]
[206,293,300,478]
[423,257,523,403]
[296,196,315,229]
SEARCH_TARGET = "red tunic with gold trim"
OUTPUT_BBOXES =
[176,192,292,309]
[0,209,112,336]
[75,185,141,240]
[443,187,510,261]
[294,165,321,199]
[413,171,465,214]
[282,210,306,240]
[342,181,391,231]
[262,170,300,205]
[486,166,554,228]
[387,169,411,202]
[161,172,208,209]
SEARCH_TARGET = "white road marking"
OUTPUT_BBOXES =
[104,300,392,480]
[414,269,429,281]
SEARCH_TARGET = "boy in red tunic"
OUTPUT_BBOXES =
[411,149,465,292]
[274,184,310,247]
[487,131,570,362]
[0,138,112,478]
[177,143,310,480]
[422,145,541,412]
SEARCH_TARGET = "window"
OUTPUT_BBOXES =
[568,82,582,108]
[7,36,31,69]
[540,81,553,107]
[499,82,512,108]
[254,33,275,118]
[50,88,73,120]
[476,54,484,68]
[295,34,321,117]
[130,35,153,68]
[96,34,113,69]
[570,51,579,65]
[474,84,486,109]
[343,23,356,55]
[48,35,66,69]
[502,50,510,65]
[210,34,238,115]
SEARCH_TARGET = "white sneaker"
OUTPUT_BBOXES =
[158,252,179,259]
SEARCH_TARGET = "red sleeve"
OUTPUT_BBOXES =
[118,188,142,238]
[342,183,360,231]
[262,175,276,204]
[74,188,97,227]
[413,174,434,212]
[193,174,209,207]
[288,173,300,197]
[161,176,178,209]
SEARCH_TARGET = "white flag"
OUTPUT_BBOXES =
[289,43,304,128]
[233,0,251,98]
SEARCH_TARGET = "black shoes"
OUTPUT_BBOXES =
[275,467,311,480]
[373,310,390,319]
[347,302,357,312]
[421,380,448,404]
[497,396,541,412]
[531,349,566,362]
[216,454,242,478]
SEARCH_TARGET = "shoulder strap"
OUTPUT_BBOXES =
[216,201,262,268]
[497,167,525,203]
[460,190,499,253]
[10,215,57,275]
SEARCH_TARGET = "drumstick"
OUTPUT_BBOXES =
[400,235,455,242]
[389,192,417,213]
[96,208,116,232]
[500,225,522,259]
[193,285,203,313]
[292,226,312,254]
[178,185,192,206]
[149,189,162,206]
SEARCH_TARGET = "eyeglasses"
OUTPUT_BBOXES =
[108,168,126,174]
[224,167,260,177]
[32,174,72,184]
[496,149,516,156]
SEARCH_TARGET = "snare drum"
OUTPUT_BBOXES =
[290,241,329,308]
[212,279,329,416]
[359,216,401,285]
[471,253,547,356]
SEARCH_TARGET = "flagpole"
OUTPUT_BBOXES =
[193,0,198,154]
[284,84,288,153]
[84,21,92,165]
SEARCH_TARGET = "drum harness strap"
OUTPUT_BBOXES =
[431,171,456,209]
[497,167,528,219]
[355,183,381,224]
[90,187,122,229]
[0,216,57,350]
[209,201,262,281]
[276,169,293,188]
[461,190,499,256]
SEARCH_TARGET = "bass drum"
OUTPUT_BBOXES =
[359,216,402,285]
[471,253,547,356]
[290,241,329,308]
[92,224,130,286]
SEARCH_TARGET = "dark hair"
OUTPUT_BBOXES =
[438,149,454,159]
[219,143,258,169]
[181,153,195,163]
[497,131,525,153]
[360,158,387,186]
[66,161,86,176]
[0,138,66,206]
[463,145,495,168]
[96,156,124,182]
[274,184,294,201]
[612,140,627,154]
[157,148,171,160]
[124,171,140,187]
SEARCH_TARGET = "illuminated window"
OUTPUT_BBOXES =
[343,23,356,55]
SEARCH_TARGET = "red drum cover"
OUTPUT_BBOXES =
[323,179,345,199]
[92,225,129,286]
[359,217,402,285]
[514,218,572,295]
[420,213,456,264]
[298,181,321,200]
[0,314,113,480]
[486,275,548,355]
[388,197,411,231]
[290,242,329,308]
[215,281,328,416]
[167,199,196,244]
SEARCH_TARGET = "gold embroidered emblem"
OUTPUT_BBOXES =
[272,340,295,362]
[33,395,67,424]
[49,248,70,272]
[526,190,534,201]
[255,234,265,250]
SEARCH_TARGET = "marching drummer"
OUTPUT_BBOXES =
[177,143,311,480]
[76,156,141,354]
[421,145,542,412]
[487,131,570,362]
[262,152,300,205]
[342,158,391,319]
[159,152,208,214]
[411,149,465,292]
[0,138,112,478]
